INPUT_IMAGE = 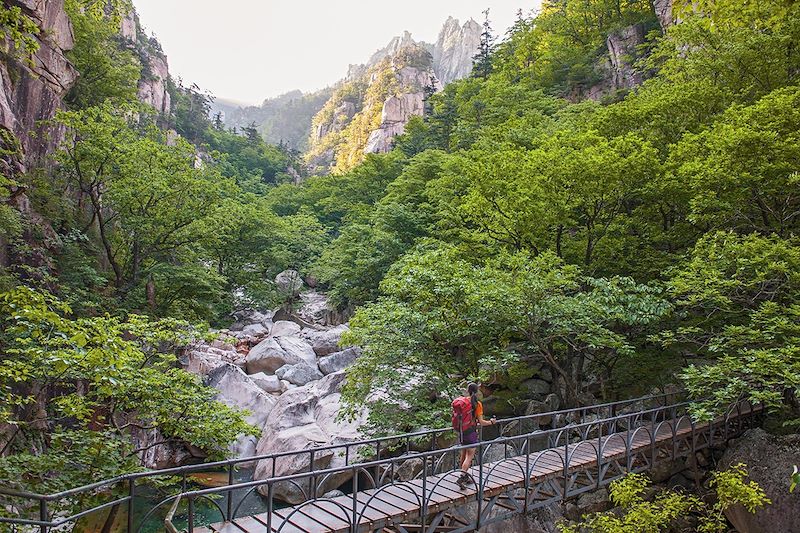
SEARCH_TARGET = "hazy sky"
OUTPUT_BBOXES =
[133,1,534,105]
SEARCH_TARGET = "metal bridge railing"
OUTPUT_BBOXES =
[161,398,761,532]
[0,391,736,532]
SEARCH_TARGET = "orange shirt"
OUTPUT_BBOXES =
[474,400,483,420]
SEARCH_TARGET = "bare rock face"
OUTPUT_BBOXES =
[318,347,361,375]
[432,17,482,85]
[0,0,77,172]
[606,24,646,91]
[119,11,171,116]
[364,65,440,155]
[180,341,244,376]
[652,0,674,30]
[720,428,800,533]
[301,324,349,356]
[308,17,479,173]
[254,371,369,503]
[206,364,277,459]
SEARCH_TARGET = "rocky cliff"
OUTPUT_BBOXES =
[304,18,482,174]
[224,17,481,174]
[432,17,482,85]
[120,10,171,116]
[305,43,439,174]
[0,0,77,174]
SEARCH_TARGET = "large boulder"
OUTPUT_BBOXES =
[206,364,276,428]
[275,363,324,386]
[275,269,304,298]
[206,364,276,458]
[720,428,800,533]
[245,336,316,374]
[242,322,270,338]
[230,309,274,331]
[318,347,361,375]
[254,372,369,503]
[180,342,244,376]
[301,324,349,356]
[249,372,282,394]
[271,320,302,338]
[295,290,333,326]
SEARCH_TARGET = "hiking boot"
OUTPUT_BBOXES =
[456,472,471,490]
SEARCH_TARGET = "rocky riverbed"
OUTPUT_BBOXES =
[174,270,367,501]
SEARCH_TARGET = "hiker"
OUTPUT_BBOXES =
[452,382,496,489]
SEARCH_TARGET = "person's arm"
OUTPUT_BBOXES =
[475,403,496,427]
[477,414,496,427]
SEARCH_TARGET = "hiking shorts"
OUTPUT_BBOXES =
[459,427,478,445]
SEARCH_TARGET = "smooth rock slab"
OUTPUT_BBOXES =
[254,372,369,503]
[205,364,276,458]
[245,336,316,374]
[301,324,349,356]
[249,372,282,394]
[270,320,302,337]
[318,347,361,375]
[275,363,323,386]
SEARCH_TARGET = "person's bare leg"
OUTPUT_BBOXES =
[461,448,476,473]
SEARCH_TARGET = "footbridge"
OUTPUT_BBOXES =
[0,395,763,533]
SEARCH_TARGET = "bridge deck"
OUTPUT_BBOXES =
[196,407,754,533]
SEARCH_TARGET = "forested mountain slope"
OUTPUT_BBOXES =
[1,0,799,531]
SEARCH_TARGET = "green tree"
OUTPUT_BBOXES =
[0,287,255,503]
[559,466,769,533]
[64,0,141,109]
[661,232,800,425]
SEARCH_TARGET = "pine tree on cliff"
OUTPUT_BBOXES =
[472,9,496,80]
[243,121,260,142]
[423,75,437,117]
[212,112,225,131]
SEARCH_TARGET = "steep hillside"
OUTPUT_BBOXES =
[305,44,439,174]
[305,18,482,174]
[211,89,333,152]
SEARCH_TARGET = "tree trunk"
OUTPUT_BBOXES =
[146,275,156,312]
[89,190,122,287]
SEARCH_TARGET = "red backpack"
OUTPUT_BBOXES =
[452,396,475,432]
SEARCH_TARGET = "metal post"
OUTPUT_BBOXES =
[597,421,603,488]
[560,435,569,501]
[477,442,484,530]
[39,498,48,533]
[266,482,274,533]
[626,414,633,472]
[421,455,428,531]
[524,435,531,512]
[187,496,194,533]
[226,464,234,520]
[650,412,656,470]
[351,467,358,533]
[310,449,316,498]
[128,478,135,532]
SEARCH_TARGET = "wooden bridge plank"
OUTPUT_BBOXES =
[272,507,328,533]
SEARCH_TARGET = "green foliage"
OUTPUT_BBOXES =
[0,4,40,65]
[559,466,769,533]
[658,232,800,424]
[670,86,800,235]
[0,174,21,239]
[791,465,799,493]
[53,103,237,320]
[341,247,669,434]
[494,0,657,94]
[0,286,255,494]
[64,0,141,108]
